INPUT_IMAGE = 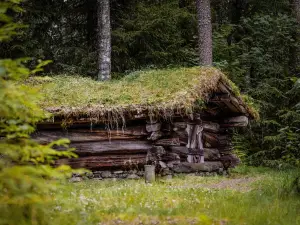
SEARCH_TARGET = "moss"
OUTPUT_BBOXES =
[27,67,258,120]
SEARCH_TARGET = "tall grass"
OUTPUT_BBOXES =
[1,167,298,224]
[40,167,300,225]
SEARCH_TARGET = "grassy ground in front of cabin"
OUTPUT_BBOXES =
[47,166,300,225]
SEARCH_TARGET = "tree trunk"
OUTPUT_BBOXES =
[97,0,111,81]
[293,0,300,71]
[196,0,212,66]
[293,0,300,23]
[290,0,300,75]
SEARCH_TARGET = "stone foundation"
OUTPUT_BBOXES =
[69,162,228,182]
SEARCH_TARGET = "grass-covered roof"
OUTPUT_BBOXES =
[28,67,258,121]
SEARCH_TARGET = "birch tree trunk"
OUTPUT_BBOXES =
[196,0,213,66]
[97,0,111,81]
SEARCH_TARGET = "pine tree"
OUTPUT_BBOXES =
[97,0,111,81]
[196,0,212,66]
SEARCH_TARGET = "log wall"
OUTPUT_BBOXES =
[34,115,247,175]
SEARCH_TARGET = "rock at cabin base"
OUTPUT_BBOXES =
[69,177,82,183]
[93,171,102,178]
[162,174,173,180]
[137,171,145,176]
[161,168,173,176]
[167,160,180,168]
[172,162,223,173]
[159,161,167,169]
[101,171,112,178]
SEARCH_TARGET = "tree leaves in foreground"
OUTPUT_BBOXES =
[0,1,78,224]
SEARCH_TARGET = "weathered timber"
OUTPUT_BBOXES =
[210,94,240,113]
[56,154,146,170]
[33,129,148,144]
[172,122,187,130]
[169,146,220,161]
[221,116,249,127]
[172,161,223,173]
[218,82,248,114]
[186,123,193,149]
[202,132,219,147]
[218,81,231,94]
[147,131,163,141]
[220,96,240,113]
[155,138,181,146]
[196,125,205,163]
[144,165,155,183]
[68,140,152,156]
[230,96,247,114]
[173,129,188,139]
[161,152,180,161]
[173,121,220,133]
[203,107,219,116]
[202,122,220,133]
[146,123,161,132]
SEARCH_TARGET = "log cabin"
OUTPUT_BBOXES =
[30,67,258,178]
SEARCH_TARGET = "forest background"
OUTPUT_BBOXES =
[1,0,300,224]
[1,0,300,168]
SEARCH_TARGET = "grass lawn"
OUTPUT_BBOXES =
[48,167,300,225]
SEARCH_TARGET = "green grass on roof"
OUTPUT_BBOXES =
[26,67,258,120]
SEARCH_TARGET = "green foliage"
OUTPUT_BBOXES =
[212,11,300,168]
[1,0,299,168]
[0,2,78,224]
[4,0,197,75]
[112,0,198,72]
[0,0,25,42]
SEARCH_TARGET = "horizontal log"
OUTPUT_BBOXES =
[169,146,220,161]
[221,116,249,127]
[56,154,146,170]
[68,140,152,156]
[173,121,220,134]
[33,126,148,143]
[161,152,181,161]
[202,122,220,133]
[172,122,187,130]
[155,138,181,146]
[173,129,187,139]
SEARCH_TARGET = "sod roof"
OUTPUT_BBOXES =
[28,67,258,121]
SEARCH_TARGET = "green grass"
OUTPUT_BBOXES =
[42,167,300,225]
[26,67,258,119]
